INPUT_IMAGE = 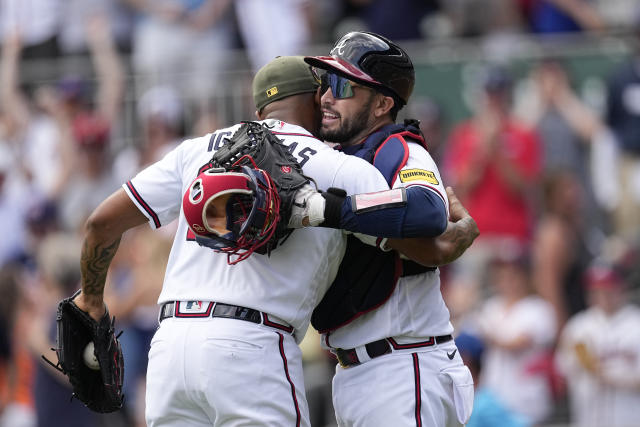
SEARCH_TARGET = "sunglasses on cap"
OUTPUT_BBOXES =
[316,70,365,99]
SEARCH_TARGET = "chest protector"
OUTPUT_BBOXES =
[311,120,436,334]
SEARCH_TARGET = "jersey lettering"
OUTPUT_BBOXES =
[297,147,317,167]
[278,140,317,167]
[207,131,232,152]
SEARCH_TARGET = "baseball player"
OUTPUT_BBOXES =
[73,56,476,426]
[555,263,640,427]
[305,32,475,426]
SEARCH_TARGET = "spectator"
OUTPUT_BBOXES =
[0,265,36,427]
[126,0,234,104]
[519,58,607,233]
[234,0,313,72]
[0,144,29,268]
[343,0,442,40]
[555,262,640,427]
[113,85,184,185]
[604,21,640,238]
[0,0,61,60]
[456,332,531,427]
[532,171,595,329]
[444,65,542,293]
[527,0,605,33]
[476,253,557,425]
[57,112,120,232]
[0,32,68,201]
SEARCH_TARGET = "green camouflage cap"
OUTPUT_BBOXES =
[253,56,320,111]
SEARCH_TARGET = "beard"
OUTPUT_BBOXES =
[319,95,375,145]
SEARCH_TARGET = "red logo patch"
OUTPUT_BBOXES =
[281,166,291,173]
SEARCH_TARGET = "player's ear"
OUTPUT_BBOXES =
[373,94,394,118]
[255,109,263,120]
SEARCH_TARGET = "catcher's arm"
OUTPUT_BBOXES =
[74,188,148,320]
[384,187,479,267]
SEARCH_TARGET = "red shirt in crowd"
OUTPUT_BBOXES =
[445,119,542,243]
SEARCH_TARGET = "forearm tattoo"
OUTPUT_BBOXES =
[444,217,477,263]
[80,237,121,297]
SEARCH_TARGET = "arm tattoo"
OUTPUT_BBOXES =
[80,237,121,297]
[442,217,478,264]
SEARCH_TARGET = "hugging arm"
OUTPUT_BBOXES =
[385,187,479,267]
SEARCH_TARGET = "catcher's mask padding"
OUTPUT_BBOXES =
[182,165,281,263]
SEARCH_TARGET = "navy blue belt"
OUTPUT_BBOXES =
[159,301,294,334]
[335,335,453,367]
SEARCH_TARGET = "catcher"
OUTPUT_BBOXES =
[63,56,477,425]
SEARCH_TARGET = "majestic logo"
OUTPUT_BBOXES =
[266,86,278,97]
[192,223,206,234]
[447,349,457,360]
[399,169,439,185]
[280,165,292,173]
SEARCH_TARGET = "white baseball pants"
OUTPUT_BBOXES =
[145,317,310,426]
[332,340,474,427]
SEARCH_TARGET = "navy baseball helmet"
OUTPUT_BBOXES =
[305,31,415,106]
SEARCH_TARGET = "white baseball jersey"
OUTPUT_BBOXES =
[555,304,640,427]
[124,119,389,341]
[323,142,452,349]
[479,295,557,423]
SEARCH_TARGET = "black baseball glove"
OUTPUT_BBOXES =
[211,121,310,232]
[43,290,124,413]
[184,121,313,262]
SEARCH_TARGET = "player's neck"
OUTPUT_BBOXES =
[343,117,394,147]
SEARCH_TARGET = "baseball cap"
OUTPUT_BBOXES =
[483,66,513,93]
[72,112,110,148]
[584,264,624,290]
[138,85,183,128]
[253,56,321,112]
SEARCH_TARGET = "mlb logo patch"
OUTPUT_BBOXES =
[177,301,212,315]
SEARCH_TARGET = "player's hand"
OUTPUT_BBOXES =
[289,184,325,228]
[447,186,479,236]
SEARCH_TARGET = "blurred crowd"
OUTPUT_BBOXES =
[1,1,640,426]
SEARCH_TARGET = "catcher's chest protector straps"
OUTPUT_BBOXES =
[311,120,432,333]
[311,234,400,333]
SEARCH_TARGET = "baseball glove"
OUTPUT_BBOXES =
[573,341,600,374]
[43,290,124,413]
[183,121,312,263]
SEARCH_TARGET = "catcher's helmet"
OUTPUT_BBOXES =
[305,31,414,106]
[182,165,280,264]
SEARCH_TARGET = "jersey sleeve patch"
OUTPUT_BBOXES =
[399,169,439,185]
[352,188,407,214]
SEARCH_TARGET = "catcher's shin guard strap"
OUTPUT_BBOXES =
[320,187,347,229]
